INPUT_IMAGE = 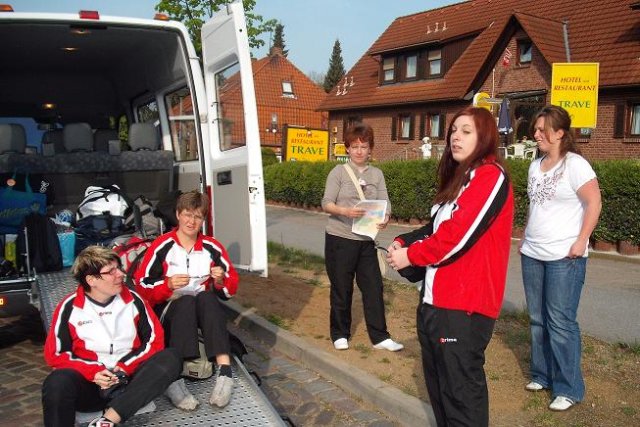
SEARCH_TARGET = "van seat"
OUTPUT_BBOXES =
[42,129,65,154]
[94,129,119,153]
[63,123,93,153]
[129,123,159,151]
[0,123,27,154]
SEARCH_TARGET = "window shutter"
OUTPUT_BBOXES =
[419,114,425,138]
[438,114,446,139]
[613,103,626,138]
[391,116,397,140]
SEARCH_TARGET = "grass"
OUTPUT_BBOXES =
[354,343,372,356]
[268,241,325,270]
[265,313,290,330]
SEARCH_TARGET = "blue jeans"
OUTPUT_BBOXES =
[521,254,586,402]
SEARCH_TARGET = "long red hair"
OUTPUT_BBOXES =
[435,107,502,203]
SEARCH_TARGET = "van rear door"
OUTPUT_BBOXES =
[201,2,267,276]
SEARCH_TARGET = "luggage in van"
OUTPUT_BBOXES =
[16,213,63,273]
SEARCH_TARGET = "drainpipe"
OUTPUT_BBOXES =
[562,20,571,62]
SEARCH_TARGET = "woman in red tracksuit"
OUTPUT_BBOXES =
[135,190,239,410]
[387,107,514,427]
[42,246,181,427]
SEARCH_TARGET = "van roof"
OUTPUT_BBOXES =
[0,12,194,127]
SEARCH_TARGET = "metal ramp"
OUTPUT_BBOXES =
[36,270,286,426]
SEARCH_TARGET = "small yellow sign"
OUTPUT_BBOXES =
[551,63,599,128]
[334,143,346,156]
[472,92,492,111]
[284,127,329,162]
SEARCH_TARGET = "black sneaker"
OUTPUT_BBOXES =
[88,416,116,427]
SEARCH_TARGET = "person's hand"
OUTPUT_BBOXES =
[387,247,411,270]
[168,274,190,290]
[376,214,390,230]
[387,241,402,253]
[343,207,366,218]
[568,238,588,258]
[93,369,117,389]
[210,266,224,284]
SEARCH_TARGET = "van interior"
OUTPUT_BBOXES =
[0,17,197,211]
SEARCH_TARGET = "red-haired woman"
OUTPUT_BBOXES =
[387,107,514,426]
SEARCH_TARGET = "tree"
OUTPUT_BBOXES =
[307,71,326,89]
[272,22,288,56]
[323,39,345,93]
[156,0,276,55]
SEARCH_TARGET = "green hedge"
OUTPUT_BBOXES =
[264,159,640,244]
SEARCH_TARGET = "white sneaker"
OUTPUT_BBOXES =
[165,378,199,411]
[525,381,546,391]
[209,374,234,408]
[373,338,404,352]
[549,396,575,411]
[333,338,349,350]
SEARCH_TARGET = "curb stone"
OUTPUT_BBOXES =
[224,300,437,427]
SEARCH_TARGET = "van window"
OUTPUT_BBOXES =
[216,62,246,151]
[137,101,159,124]
[165,87,198,161]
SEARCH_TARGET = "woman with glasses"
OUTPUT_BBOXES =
[42,246,181,427]
[135,190,239,410]
[321,122,403,352]
[520,105,601,411]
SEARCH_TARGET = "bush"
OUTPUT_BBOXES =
[261,147,279,168]
[263,159,640,243]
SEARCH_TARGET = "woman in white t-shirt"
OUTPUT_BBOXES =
[520,105,601,412]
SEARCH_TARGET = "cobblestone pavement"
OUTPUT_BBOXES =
[0,308,396,427]
[228,323,397,427]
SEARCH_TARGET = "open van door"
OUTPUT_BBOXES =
[201,2,267,276]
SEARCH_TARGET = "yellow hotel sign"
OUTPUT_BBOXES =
[551,63,599,128]
[284,127,329,162]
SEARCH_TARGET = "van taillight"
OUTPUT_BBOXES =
[79,10,99,20]
[0,4,14,12]
[154,13,170,21]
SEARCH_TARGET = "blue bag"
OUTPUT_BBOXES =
[57,231,76,267]
[0,172,47,234]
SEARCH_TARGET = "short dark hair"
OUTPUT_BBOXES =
[176,190,210,217]
[71,246,121,291]
[344,122,374,149]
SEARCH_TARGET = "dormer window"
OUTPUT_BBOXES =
[383,57,396,82]
[427,49,442,77]
[405,54,418,79]
[518,40,532,65]
[282,81,294,98]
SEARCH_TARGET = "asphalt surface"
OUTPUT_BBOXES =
[266,204,640,344]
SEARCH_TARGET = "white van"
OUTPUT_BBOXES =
[0,3,283,425]
[0,2,267,272]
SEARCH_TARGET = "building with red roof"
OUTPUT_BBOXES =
[319,0,640,160]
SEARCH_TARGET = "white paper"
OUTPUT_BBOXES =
[351,200,388,240]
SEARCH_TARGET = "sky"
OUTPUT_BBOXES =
[13,0,460,75]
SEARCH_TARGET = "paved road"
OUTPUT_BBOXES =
[266,205,640,344]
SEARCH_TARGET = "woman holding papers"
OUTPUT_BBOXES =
[321,122,403,352]
[387,107,514,427]
[135,190,239,410]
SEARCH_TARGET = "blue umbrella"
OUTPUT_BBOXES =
[497,98,512,135]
